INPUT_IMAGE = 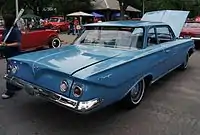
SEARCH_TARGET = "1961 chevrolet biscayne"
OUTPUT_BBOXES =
[4,10,195,114]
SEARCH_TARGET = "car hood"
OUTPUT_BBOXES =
[9,45,128,75]
[141,10,189,37]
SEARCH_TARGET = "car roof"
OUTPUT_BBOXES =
[84,21,166,27]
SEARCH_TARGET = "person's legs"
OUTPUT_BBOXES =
[2,56,22,99]
[2,81,22,99]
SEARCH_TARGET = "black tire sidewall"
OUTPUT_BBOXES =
[122,79,145,109]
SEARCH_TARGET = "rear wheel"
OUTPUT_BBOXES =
[122,79,145,109]
[179,53,189,70]
[49,37,61,48]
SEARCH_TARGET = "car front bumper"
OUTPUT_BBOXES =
[4,74,103,114]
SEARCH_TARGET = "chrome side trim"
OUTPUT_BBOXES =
[151,64,181,84]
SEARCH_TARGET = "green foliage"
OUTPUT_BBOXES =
[0,0,200,18]
[0,0,93,17]
[142,0,200,17]
[53,0,93,16]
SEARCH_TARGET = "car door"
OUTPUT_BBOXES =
[21,30,47,50]
[155,26,180,71]
[144,27,169,79]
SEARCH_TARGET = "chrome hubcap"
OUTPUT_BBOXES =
[130,79,145,104]
[52,39,61,48]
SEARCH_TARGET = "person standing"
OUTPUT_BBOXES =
[17,17,25,31]
[68,20,74,35]
[73,17,79,35]
[1,13,22,99]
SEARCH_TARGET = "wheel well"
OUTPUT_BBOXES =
[144,75,153,87]
[188,48,194,57]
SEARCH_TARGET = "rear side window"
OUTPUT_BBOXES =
[156,27,174,43]
[147,28,157,46]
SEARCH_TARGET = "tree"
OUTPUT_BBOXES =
[0,0,53,17]
[143,0,200,17]
[21,0,53,16]
[52,0,93,19]
[117,0,140,20]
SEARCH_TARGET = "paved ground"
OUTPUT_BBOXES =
[0,38,200,134]
[59,33,76,44]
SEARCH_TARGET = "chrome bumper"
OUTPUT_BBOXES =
[4,74,102,114]
[191,37,200,40]
[180,37,200,40]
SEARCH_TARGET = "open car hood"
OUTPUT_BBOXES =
[141,10,189,37]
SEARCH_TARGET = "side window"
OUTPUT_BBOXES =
[60,19,64,22]
[156,26,174,43]
[147,28,157,46]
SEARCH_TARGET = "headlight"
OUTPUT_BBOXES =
[73,85,83,98]
[60,80,69,92]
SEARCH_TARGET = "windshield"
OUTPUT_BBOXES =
[49,18,59,22]
[74,26,144,49]
[184,22,200,28]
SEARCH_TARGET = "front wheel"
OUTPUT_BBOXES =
[121,79,146,109]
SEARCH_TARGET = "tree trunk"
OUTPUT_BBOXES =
[119,1,128,20]
[119,2,124,20]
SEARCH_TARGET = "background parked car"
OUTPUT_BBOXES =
[180,21,200,49]
[43,16,69,32]
[0,26,61,55]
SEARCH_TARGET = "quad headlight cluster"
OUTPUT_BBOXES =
[60,80,83,98]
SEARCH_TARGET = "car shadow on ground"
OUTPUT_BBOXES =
[16,66,188,133]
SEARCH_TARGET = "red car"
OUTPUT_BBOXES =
[43,16,69,32]
[180,21,200,48]
[0,27,62,52]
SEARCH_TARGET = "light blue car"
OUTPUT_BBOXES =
[4,10,195,114]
